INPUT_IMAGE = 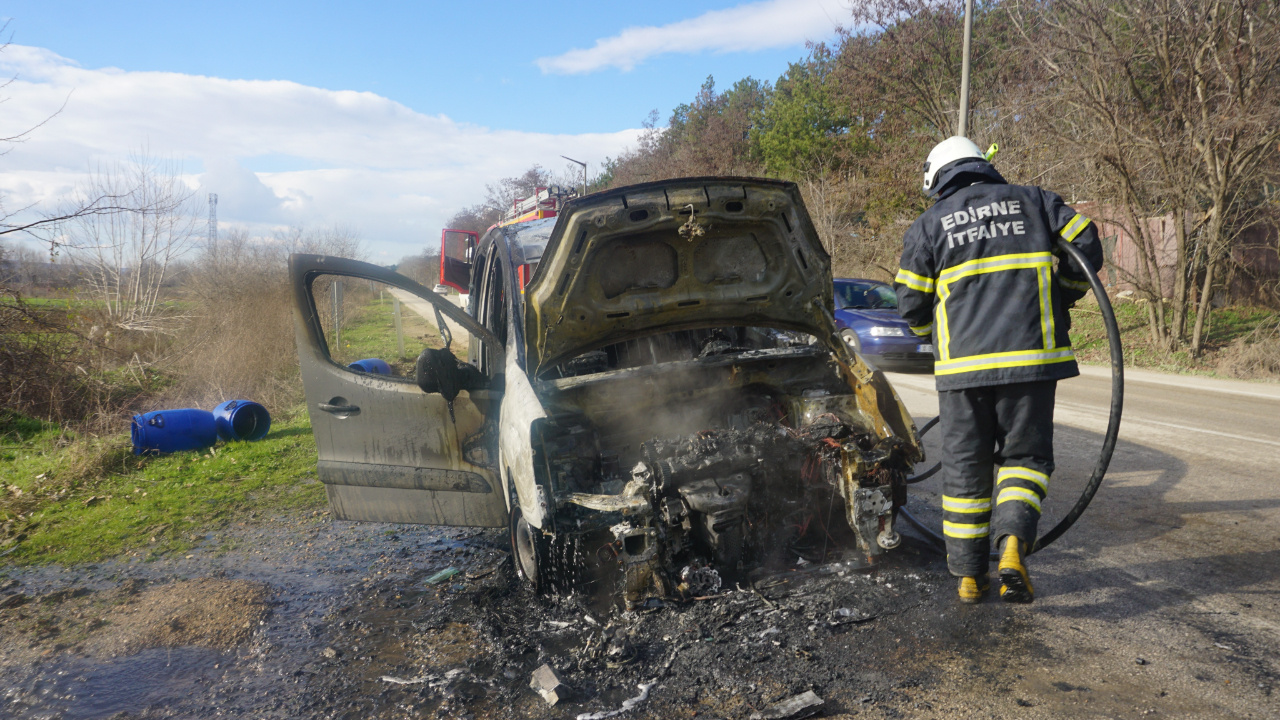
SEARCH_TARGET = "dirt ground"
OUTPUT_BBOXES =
[4,369,1279,719]
[1,497,1274,720]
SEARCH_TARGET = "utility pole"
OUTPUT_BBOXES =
[957,0,975,137]
[208,193,219,256]
[561,155,587,196]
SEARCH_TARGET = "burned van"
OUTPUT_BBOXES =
[290,177,924,606]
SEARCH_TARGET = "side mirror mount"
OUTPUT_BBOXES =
[416,347,489,403]
[440,229,478,294]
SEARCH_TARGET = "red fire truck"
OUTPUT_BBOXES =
[439,185,576,294]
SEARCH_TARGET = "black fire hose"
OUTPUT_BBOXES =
[899,237,1124,556]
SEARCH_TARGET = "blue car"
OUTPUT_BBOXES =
[833,278,934,372]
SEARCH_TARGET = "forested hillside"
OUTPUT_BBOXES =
[451,0,1280,361]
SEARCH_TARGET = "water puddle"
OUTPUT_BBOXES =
[5,647,225,720]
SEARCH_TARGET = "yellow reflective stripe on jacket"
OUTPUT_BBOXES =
[1059,277,1091,292]
[931,253,1049,363]
[935,252,1054,362]
[910,322,933,336]
[1060,213,1091,242]
[943,496,991,513]
[937,251,1054,284]
[895,268,936,293]
[997,487,1043,512]
[943,521,990,538]
[934,347,1076,375]
[936,299,951,361]
[998,466,1049,493]
[1038,265,1053,350]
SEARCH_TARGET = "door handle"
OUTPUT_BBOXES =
[318,402,360,416]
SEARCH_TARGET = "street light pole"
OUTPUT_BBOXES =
[561,155,587,196]
[958,0,975,137]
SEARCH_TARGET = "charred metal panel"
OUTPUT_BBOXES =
[666,185,710,212]
[537,348,847,412]
[325,484,507,527]
[525,178,833,377]
[499,346,551,527]
[620,187,669,213]
[705,183,747,206]
[317,460,492,493]
[594,236,679,299]
[692,234,767,284]
[288,254,508,527]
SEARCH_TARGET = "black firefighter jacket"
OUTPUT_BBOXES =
[894,161,1104,391]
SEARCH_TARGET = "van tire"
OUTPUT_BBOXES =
[509,506,547,594]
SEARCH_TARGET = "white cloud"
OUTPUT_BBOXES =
[0,44,641,258]
[536,0,845,75]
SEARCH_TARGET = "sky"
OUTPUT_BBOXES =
[0,1,849,261]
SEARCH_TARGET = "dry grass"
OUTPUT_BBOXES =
[0,288,160,430]
[2,225,364,446]
[157,226,363,412]
[1215,319,1280,380]
[166,260,300,411]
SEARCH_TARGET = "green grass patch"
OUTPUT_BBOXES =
[0,411,68,486]
[12,297,101,311]
[1070,299,1280,376]
[330,293,443,375]
[0,410,62,446]
[1,407,325,566]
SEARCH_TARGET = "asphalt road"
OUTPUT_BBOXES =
[388,287,469,354]
[882,365,1280,717]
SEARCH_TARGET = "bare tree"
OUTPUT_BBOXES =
[272,223,365,260]
[444,203,501,235]
[0,28,134,242]
[52,156,200,333]
[1009,0,1280,354]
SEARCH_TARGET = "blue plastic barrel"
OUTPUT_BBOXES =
[212,399,272,442]
[348,358,391,375]
[131,409,218,456]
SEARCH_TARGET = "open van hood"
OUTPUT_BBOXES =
[523,178,836,377]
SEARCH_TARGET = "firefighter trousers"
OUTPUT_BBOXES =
[938,380,1056,577]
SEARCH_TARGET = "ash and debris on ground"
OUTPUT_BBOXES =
[2,509,1276,719]
[0,509,963,719]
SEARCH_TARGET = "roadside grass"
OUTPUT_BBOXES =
[16,297,101,312]
[331,292,443,375]
[0,407,324,567]
[1070,299,1280,378]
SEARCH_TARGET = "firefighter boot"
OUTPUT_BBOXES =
[998,536,1035,603]
[957,575,990,604]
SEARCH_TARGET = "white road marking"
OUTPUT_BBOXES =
[885,372,1280,453]
[1056,400,1280,450]
[1077,365,1280,402]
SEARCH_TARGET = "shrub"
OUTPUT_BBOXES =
[1216,320,1280,380]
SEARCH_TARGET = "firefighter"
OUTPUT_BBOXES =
[894,136,1103,604]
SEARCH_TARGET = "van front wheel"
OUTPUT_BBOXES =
[509,506,547,593]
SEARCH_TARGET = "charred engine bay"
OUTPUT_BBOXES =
[529,335,914,608]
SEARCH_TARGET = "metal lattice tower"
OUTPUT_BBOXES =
[208,193,218,253]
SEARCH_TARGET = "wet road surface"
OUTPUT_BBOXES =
[884,366,1280,718]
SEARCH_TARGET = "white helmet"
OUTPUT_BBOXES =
[922,136,985,194]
